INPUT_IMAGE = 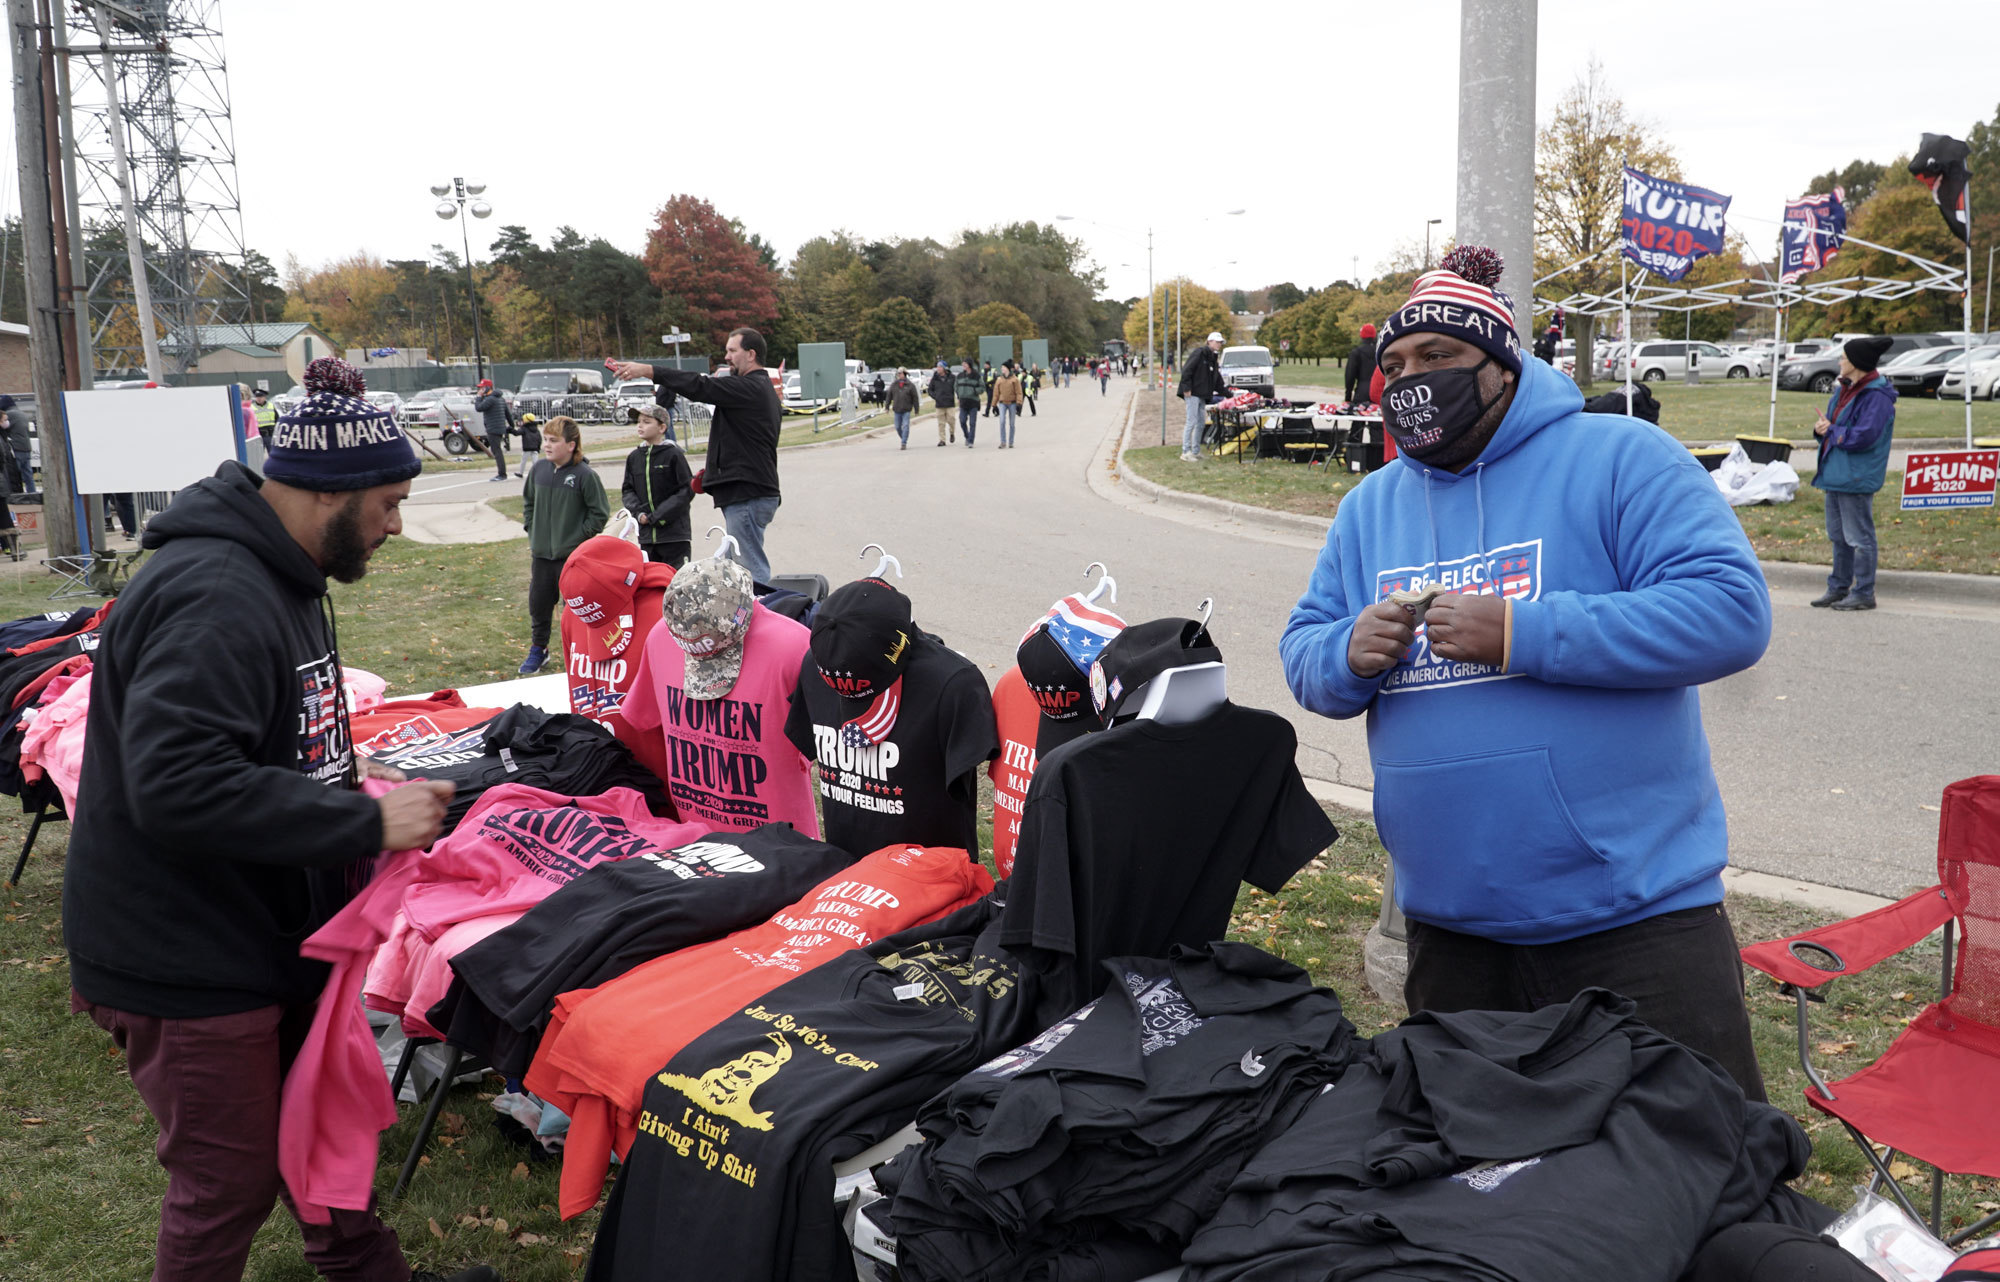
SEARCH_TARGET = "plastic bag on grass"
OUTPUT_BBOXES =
[1712,443,1800,506]
[1827,1187,1959,1281]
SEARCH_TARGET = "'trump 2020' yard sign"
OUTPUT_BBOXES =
[1900,450,1999,510]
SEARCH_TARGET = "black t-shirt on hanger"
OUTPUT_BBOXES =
[783,632,997,858]
[1001,701,1337,1015]
[429,823,858,1077]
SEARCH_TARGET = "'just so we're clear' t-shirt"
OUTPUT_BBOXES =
[622,602,819,839]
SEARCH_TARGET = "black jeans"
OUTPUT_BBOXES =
[486,433,509,479]
[642,541,689,568]
[528,553,564,648]
[1404,903,1767,1102]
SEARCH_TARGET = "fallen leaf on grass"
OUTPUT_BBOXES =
[516,1232,545,1246]
[511,1162,531,1182]
[1815,1040,1857,1055]
[440,1111,467,1135]
[428,1217,445,1240]
[1888,1160,1919,1180]
[20,1117,42,1125]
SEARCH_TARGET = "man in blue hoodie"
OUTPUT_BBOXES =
[1809,335,1897,611]
[1280,247,1773,1099]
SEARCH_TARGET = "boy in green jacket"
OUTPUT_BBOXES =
[520,415,608,672]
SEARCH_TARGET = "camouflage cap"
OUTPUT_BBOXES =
[663,555,755,700]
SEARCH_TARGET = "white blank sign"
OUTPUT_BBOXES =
[61,385,240,494]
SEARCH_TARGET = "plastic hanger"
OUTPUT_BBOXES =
[1132,597,1227,724]
[705,524,741,561]
[859,543,904,580]
[1082,562,1118,605]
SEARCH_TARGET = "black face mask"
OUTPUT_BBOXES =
[1381,357,1503,463]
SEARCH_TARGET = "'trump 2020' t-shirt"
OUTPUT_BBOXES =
[622,602,818,838]
[525,843,994,1217]
[784,632,998,859]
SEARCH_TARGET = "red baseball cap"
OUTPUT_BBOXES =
[559,536,672,661]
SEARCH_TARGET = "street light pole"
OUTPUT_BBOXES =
[1985,243,1995,338]
[433,178,492,380]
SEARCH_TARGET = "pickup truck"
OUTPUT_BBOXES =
[516,367,612,423]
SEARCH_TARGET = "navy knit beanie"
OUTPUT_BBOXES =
[1375,245,1523,375]
[265,357,422,492]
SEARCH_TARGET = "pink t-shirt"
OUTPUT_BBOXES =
[20,668,90,814]
[362,783,710,1033]
[621,602,819,837]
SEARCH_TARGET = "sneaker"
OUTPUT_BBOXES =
[936,440,946,447]
[1809,588,1847,608]
[411,1268,502,1282]
[1829,594,1876,611]
[518,645,548,675]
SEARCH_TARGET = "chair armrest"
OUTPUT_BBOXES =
[1741,884,1952,989]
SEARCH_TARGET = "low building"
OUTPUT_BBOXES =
[0,322,29,391]
[167,322,341,386]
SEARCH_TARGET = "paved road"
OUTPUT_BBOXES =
[414,374,2000,901]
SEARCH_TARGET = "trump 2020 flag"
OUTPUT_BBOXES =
[1909,133,1971,246]
[1621,167,1731,281]
[1781,189,1847,283]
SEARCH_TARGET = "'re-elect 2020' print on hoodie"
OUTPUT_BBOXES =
[1280,358,1772,946]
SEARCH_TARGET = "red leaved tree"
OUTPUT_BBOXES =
[642,195,780,351]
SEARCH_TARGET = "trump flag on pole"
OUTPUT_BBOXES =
[1780,189,1847,283]
[1900,450,1999,510]
[1621,168,1730,281]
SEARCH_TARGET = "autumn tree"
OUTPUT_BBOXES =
[642,195,780,351]
[855,296,940,369]
[1822,162,1972,335]
[937,223,1102,355]
[1124,278,1232,362]
[1534,60,1681,387]
[1805,159,1887,212]
[788,232,881,343]
[953,302,1037,362]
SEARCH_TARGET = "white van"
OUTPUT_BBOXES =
[1219,345,1276,399]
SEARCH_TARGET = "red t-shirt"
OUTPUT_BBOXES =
[987,667,1040,879]
[349,692,504,758]
[525,843,993,1216]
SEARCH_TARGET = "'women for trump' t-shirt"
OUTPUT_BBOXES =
[623,603,819,838]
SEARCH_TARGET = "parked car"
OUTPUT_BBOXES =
[782,370,834,412]
[515,367,611,423]
[1723,347,1772,379]
[1777,334,1952,393]
[1894,345,2000,398]
[1627,340,1731,382]
[362,391,405,418]
[1939,350,2000,401]
[610,379,657,423]
[1218,344,1277,399]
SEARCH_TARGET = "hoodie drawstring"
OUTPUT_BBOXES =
[1418,466,1497,592]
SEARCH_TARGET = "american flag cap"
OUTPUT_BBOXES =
[1017,594,1125,720]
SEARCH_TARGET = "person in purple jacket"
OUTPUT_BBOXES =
[1809,335,1897,612]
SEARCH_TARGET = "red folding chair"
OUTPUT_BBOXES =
[1742,775,2000,1245]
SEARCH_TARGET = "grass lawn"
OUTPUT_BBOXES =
[1126,446,2000,575]
[1270,369,2000,445]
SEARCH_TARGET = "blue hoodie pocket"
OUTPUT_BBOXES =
[1373,746,1609,932]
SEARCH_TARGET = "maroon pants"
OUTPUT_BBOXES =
[77,995,410,1282]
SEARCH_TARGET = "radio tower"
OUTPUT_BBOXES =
[62,0,251,378]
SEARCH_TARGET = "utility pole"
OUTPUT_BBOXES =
[89,3,164,382]
[1455,0,1537,340]
[10,0,81,557]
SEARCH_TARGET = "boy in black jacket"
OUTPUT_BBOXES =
[621,402,695,566]
[63,357,495,1282]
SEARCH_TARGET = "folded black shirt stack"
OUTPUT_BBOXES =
[381,703,672,836]
[881,942,1358,1282]
[585,897,1049,1282]
[1181,989,1831,1282]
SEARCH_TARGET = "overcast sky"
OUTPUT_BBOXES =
[6,0,1996,303]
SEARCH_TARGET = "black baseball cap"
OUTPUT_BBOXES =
[810,578,914,700]
[1089,617,1222,722]
[1017,628,1099,755]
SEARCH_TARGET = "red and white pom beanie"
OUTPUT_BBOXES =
[1374,245,1522,376]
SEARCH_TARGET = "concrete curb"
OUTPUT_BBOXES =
[1099,408,2000,609]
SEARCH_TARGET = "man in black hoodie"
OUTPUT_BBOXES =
[612,326,781,585]
[472,377,514,481]
[63,357,494,1282]
[1344,322,1379,406]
